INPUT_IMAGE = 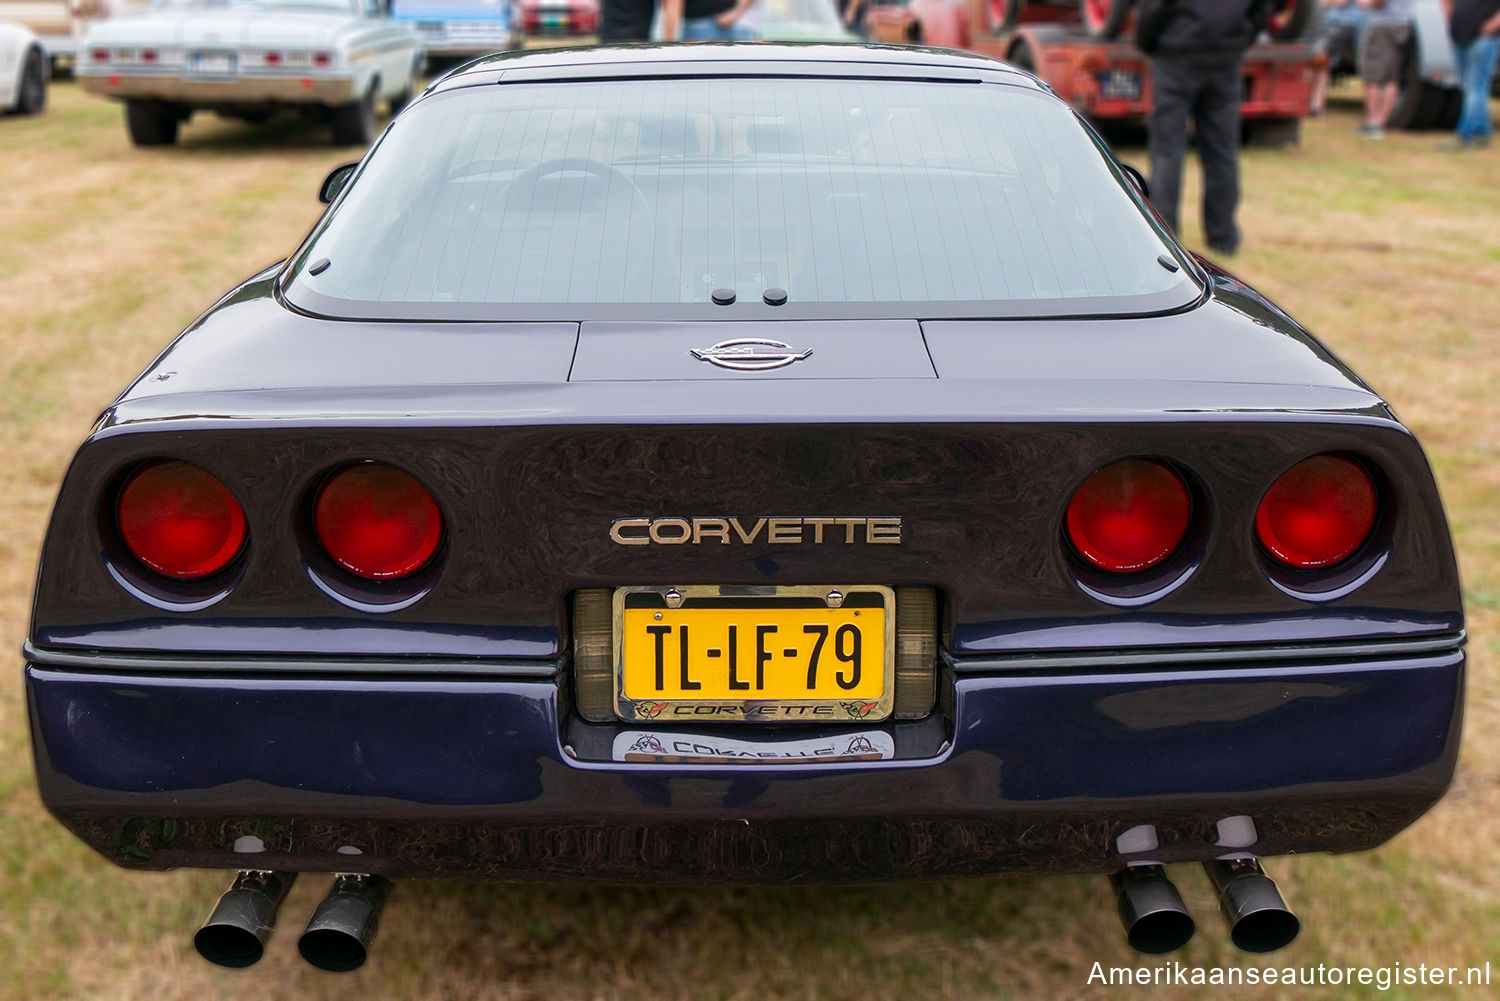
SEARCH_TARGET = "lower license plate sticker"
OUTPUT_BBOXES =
[613,585,895,723]
[613,729,895,763]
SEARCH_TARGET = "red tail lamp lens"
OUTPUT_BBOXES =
[117,460,247,579]
[1256,454,1377,569]
[1067,459,1192,573]
[315,465,443,580]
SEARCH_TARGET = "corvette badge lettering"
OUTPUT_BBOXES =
[610,516,902,546]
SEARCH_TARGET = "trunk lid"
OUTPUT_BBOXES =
[569,321,935,382]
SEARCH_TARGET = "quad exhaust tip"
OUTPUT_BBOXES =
[193,870,392,971]
[193,870,297,968]
[1112,858,1300,955]
[1203,858,1301,953]
[297,873,392,973]
[1110,865,1196,955]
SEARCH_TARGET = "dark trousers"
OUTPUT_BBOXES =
[599,0,654,43]
[1148,52,1244,253]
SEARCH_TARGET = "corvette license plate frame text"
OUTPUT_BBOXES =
[612,585,895,723]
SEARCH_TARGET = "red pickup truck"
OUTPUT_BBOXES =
[865,0,1317,145]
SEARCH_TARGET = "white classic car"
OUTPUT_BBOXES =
[78,0,421,146]
[0,20,46,114]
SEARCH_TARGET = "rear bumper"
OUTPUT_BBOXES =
[1006,37,1314,121]
[27,644,1464,882]
[77,69,360,107]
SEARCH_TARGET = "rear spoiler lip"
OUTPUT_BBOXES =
[93,382,1395,436]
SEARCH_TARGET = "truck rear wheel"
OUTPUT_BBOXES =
[1008,38,1037,73]
[125,101,179,146]
[1079,0,1130,39]
[1388,56,1461,130]
[991,0,1025,32]
[1267,0,1315,41]
[1441,88,1464,126]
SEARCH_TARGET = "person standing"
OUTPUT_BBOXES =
[1311,0,1360,115]
[1354,0,1416,138]
[600,0,657,42]
[1441,0,1500,149]
[659,0,748,39]
[1137,0,1273,257]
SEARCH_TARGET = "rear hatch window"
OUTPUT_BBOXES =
[285,75,1199,320]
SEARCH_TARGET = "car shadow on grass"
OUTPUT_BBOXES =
[170,112,384,155]
[359,875,1111,995]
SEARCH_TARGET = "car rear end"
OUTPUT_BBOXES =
[74,9,379,115]
[25,47,1465,963]
[26,307,1466,874]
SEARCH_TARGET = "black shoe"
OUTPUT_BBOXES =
[1207,242,1239,257]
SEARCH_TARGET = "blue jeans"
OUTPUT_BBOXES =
[681,16,754,40]
[1455,34,1499,140]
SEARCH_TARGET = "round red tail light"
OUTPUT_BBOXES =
[1256,454,1377,569]
[314,464,443,580]
[1066,459,1192,574]
[117,460,247,579]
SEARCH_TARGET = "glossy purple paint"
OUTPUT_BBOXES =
[27,647,1462,879]
[28,271,1462,660]
[24,44,1465,882]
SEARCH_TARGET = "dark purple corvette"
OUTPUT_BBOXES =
[27,44,1464,970]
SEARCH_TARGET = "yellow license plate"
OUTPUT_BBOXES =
[612,586,895,723]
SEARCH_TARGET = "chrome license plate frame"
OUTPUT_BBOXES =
[612,584,896,724]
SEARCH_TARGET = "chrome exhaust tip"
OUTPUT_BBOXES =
[1203,859,1301,953]
[297,874,391,973]
[193,870,297,968]
[1110,865,1196,954]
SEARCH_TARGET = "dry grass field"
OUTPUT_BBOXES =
[0,82,1496,1000]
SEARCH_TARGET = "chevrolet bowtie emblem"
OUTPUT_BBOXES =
[690,338,813,371]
